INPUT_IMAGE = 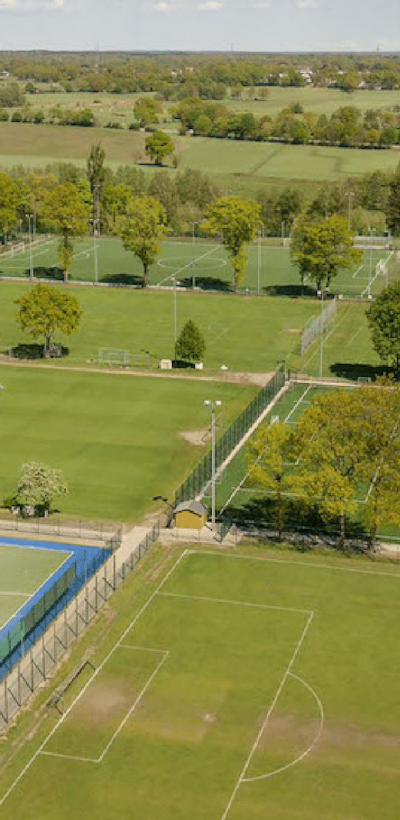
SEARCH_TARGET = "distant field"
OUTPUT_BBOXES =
[0,365,255,521]
[1,120,400,192]
[2,547,400,820]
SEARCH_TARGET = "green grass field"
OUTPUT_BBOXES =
[1,119,400,195]
[1,235,394,297]
[0,543,66,630]
[2,547,400,820]
[0,365,255,522]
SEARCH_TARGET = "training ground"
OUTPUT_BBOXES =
[1,546,399,820]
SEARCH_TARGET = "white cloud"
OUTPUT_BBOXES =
[0,0,64,8]
[296,0,318,7]
[199,1,224,8]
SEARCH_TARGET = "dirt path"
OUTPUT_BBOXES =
[0,357,273,387]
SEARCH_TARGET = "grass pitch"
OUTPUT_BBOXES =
[0,365,255,522]
[0,543,66,631]
[2,547,400,820]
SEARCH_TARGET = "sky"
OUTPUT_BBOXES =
[0,0,400,53]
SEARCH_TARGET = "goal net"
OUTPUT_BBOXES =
[98,348,129,366]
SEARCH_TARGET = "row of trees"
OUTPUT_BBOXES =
[248,381,400,549]
[5,51,400,95]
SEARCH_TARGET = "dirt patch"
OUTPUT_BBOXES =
[321,720,400,750]
[287,328,302,334]
[180,429,210,446]
[257,713,321,750]
[74,682,132,723]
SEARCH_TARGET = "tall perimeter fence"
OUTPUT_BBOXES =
[174,364,287,507]
[0,523,160,730]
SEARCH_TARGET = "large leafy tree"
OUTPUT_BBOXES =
[120,195,166,286]
[291,214,361,293]
[386,162,400,235]
[0,172,20,242]
[246,422,293,540]
[15,283,82,357]
[16,462,68,516]
[367,282,400,375]
[145,130,175,166]
[204,196,262,292]
[43,183,90,280]
[176,320,205,363]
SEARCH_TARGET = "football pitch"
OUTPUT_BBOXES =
[0,235,395,299]
[1,547,400,820]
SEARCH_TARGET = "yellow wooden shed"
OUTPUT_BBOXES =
[174,500,208,530]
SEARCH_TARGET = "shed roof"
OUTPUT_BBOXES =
[174,500,207,516]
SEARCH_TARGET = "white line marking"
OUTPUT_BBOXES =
[219,611,314,820]
[40,751,98,764]
[0,549,188,807]
[195,548,400,579]
[97,651,168,762]
[352,263,364,279]
[242,671,324,782]
[156,245,221,286]
[158,591,311,616]
[0,592,30,597]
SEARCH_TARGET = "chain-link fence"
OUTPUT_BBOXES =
[174,364,286,507]
[0,522,160,731]
[0,517,122,547]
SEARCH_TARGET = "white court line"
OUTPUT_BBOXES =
[219,611,314,820]
[352,263,364,279]
[0,592,30,597]
[242,671,324,782]
[0,549,188,807]
[156,245,221,286]
[158,591,312,616]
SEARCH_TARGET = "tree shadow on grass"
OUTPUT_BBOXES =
[264,283,316,298]
[180,276,232,292]
[329,362,393,382]
[221,495,367,551]
[34,266,65,281]
[9,342,69,360]
[100,272,144,287]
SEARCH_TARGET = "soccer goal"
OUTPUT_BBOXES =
[98,348,129,366]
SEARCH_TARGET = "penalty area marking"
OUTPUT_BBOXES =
[41,647,169,765]
[241,671,324,782]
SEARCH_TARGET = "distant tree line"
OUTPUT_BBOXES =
[3,51,400,96]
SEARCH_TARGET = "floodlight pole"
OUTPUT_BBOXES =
[257,227,262,295]
[26,213,34,279]
[368,227,376,299]
[204,400,221,530]
[173,275,180,361]
[90,218,99,285]
[319,287,324,379]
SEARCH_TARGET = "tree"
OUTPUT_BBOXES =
[145,131,175,166]
[42,183,90,280]
[15,283,82,357]
[291,214,361,293]
[175,320,205,363]
[120,195,166,286]
[246,422,293,540]
[134,96,162,127]
[0,172,19,243]
[386,163,400,235]
[87,143,105,227]
[367,282,400,375]
[15,462,68,516]
[204,196,262,292]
